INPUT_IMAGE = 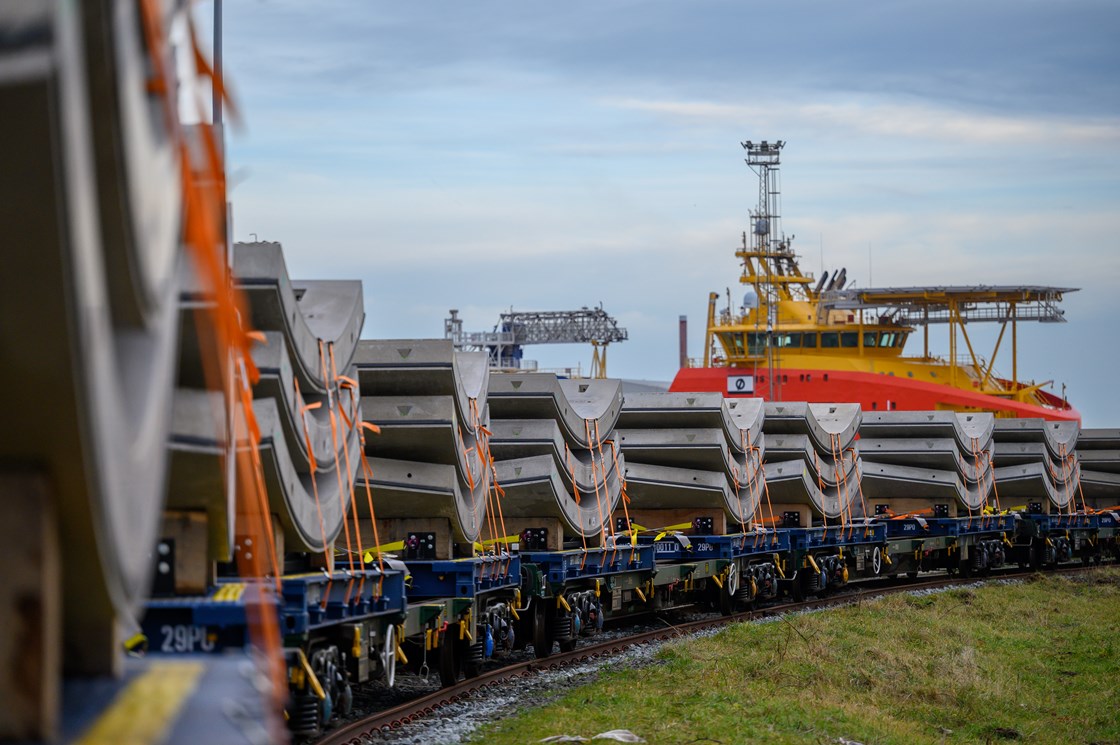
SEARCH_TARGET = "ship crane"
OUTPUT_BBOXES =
[444,306,628,378]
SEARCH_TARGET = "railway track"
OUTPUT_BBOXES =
[314,566,1095,745]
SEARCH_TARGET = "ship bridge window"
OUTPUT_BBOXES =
[775,332,801,348]
[821,332,840,348]
[863,332,878,347]
[720,332,745,356]
[746,332,768,355]
[802,333,817,348]
[879,332,897,348]
[841,332,859,348]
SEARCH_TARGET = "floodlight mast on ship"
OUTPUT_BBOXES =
[670,140,1081,422]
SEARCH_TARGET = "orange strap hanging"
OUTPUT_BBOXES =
[295,379,332,608]
[356,422,386,597]
[141,0,283,714]
[584,420,610,551]
[592,421,621,564]
[744,430,776,544]
[319,342,357,606]
[564,442,590,563]
[330,345,369,600]
[830,434,852,538]
[813,447,831,540]
[846,447,870,537]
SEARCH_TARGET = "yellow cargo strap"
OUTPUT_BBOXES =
[365,540,406,561]
[652,522,695,541]
[473,533,521,551]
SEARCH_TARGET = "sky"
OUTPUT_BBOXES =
[191,1,1120,425]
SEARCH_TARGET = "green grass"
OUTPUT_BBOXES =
[470,569,1120,744]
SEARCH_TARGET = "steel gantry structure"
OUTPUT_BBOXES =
[445,306,628,378]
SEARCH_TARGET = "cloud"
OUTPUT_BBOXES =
[606,97,1120,146]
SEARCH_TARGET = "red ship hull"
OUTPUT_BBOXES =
[670,366,1080,423]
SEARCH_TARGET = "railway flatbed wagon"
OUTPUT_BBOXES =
[396,552,523,688]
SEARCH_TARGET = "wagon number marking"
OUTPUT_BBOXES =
[160,624,215,653]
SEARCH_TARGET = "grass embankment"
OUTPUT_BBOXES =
[472,570,1120,744]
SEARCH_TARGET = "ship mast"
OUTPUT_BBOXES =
[742,140,782,399]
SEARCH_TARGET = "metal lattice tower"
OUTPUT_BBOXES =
[445,306,628,378]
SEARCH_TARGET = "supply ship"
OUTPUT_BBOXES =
[670,140,1080,422]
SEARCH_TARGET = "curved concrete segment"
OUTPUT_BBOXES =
[168,390,360,555]
[763,402,861,452]
[623,461,761,527]
[766,433,862,486]
[994,418,1079,455]
[355,340,489,430]
[355,340,492,545]
[1076,430,1120,509]
[1078,451,1120,475]
[1077,429,1120,451]
[1078,470,1120,509]
[858,438,990,483]
[994,462,1080,511]
[490,420,626,493]
[354,457,473,526]
[991,418,1082,510]
[493,451,625,538]
[359,395,491,544]
[253,331,357,475]
[547,390,770,531]
[763,460,861,521]
[234,241,365,394]
[0,2,182,658]
[617,393,765,454]
[860,411,995,451]
[488,374,623,449]
[858,461,990,515]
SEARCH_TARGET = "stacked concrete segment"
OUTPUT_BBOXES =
[856,411,995,516]
[1075,429,1120,510]
[353,340,492,553]
[762,403,862,524]
[487,374,625,544]
[169,243,366,557]
[992,419,1082,512]
[0,1,183,684]
[612,393,766,532]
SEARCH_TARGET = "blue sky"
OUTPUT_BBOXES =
[195,1,1120,425]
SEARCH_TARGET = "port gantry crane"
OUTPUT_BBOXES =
[444,306,628,379]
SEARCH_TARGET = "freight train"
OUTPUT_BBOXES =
[139,244,1120,739]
